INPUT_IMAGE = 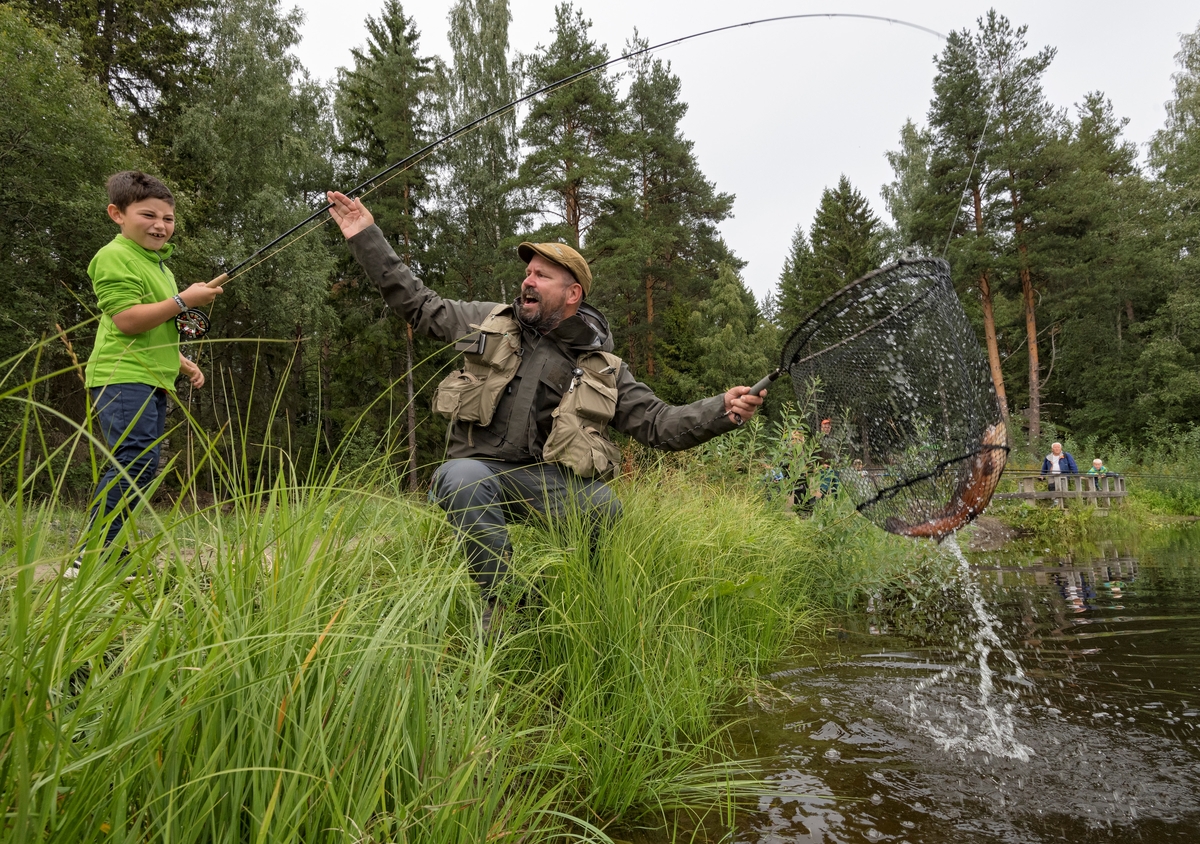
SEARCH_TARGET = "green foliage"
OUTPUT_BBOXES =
[517,1,621,247]
[20,0,211,140]
[0,355,932,841]
[590,39,736,388]
[775,226,817,330]
[432,0,525,304]
[0,6,138,428]
[808,175,886,300]
[685,266,772,397]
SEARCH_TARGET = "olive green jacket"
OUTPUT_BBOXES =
[347,225,738,463]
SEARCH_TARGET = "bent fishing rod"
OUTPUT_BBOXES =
[196,11,945,300]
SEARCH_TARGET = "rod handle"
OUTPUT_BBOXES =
[207,273,229,289]
[749,369,780,397]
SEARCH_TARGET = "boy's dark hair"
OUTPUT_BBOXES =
[106,171,174,211]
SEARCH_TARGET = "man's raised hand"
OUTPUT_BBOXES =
[326,191,374,240]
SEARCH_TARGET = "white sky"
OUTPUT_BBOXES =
[292,0,1198,301]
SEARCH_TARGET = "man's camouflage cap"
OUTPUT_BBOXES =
[518,241,592,296]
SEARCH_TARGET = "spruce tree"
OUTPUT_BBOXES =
[432,0,523,303]
[775,225,817,329]
[333,0,435,486]
[808,175,885,302]
[687,265,772,397]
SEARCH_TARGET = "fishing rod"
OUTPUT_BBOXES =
[195,11,946,303]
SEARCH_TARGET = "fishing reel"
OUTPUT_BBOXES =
[175,308,211,341]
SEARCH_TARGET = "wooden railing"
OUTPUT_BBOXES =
[994,473,1127,510]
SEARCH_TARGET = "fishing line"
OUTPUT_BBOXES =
[941,97,996,260]
[201,12,946,293]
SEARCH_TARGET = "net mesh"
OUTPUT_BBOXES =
[779,256,1008,541]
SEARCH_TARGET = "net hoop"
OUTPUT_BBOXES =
[776,256,1008,540]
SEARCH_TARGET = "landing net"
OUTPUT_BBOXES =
[779,257,1008,540]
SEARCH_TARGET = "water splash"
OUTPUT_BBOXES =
[906,534,1034,760]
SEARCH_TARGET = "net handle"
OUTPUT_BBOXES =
[749,369,779,396]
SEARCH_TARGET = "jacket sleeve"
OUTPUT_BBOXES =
[1041,457,1051,474]
[609,364,738,451]
[346,224,496,342]
[1066,454,1079,473]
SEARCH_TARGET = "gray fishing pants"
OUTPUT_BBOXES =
[429,459,622,597]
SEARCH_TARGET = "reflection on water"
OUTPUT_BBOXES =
[731,524,1200,844]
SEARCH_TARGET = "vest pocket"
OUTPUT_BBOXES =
[433,324,521,427]
[572,378,618,423]
[543,409,622,480]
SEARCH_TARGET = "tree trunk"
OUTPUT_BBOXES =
[1008,175,1040,444]
[971,187,1009,431]
[1018,239,1040,443]
[644,268,656,378]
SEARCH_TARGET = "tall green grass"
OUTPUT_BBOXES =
[0,344,923,842]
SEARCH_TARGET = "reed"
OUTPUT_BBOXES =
[0,342,922,842]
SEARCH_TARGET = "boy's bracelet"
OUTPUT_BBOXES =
[172,294,187,312]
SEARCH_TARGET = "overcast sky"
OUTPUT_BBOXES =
[291,0,1198,301]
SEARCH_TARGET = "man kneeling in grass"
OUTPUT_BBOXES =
[326,191,764,631]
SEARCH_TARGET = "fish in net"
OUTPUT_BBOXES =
[758,256,1008,541]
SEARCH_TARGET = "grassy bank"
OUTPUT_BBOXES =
[0,416,925,842]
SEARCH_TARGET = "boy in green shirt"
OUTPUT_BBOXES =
[66,171,223,578]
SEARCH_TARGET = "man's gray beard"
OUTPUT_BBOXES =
[514,296,567,334]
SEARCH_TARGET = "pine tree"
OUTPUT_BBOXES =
[1037,94,1164,436]
[21,0,211,141]
[912,27,1011,429]
[590,38,734,382]
[517,2,621,247]
[976,11,1064,444]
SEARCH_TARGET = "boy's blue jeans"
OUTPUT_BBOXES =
[88,383,168,549]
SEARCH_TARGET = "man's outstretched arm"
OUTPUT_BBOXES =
[327,191,493,340]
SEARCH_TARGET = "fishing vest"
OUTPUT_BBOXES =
[433,303,624,479]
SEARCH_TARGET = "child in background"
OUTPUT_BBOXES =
[1088,458,1110,476]
[65,171,223,578]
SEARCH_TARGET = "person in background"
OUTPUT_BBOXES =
[1039,442,1078,492]
[1088,458,1111,491]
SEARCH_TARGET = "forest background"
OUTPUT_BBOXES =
[4,0,1200,494]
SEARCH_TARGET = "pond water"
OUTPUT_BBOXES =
[725,523,1200,843]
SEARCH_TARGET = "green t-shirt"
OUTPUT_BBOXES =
[84,234,181,390]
